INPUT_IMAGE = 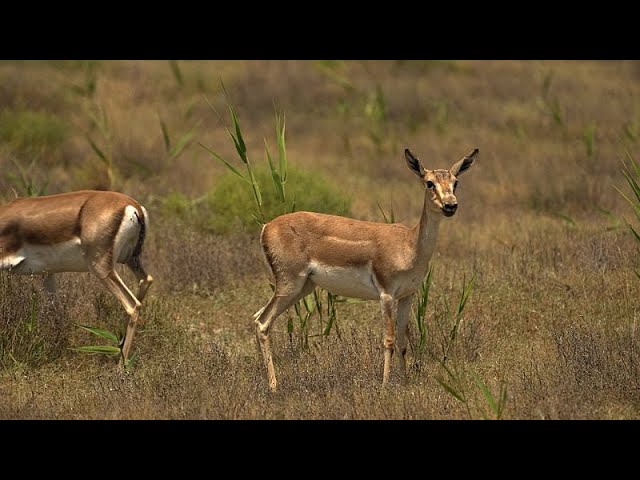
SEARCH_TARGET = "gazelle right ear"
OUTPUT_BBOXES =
[405,149,425,177]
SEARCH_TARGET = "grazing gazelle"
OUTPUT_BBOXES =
[254,147,478,391]
[0,190,153,362]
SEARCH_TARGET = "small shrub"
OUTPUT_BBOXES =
[158,191,195,222]
[198,166,352,234]
[0,109,69,159]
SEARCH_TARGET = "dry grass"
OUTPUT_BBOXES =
[1,60,640,419]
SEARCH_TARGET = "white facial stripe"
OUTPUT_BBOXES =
[425,171,459,210]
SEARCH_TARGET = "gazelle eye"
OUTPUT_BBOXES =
[426,181,435,189]
[454,181,459,190]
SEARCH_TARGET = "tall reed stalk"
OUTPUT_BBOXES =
[200,83,341,345]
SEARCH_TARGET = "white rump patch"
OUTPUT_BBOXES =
[308,261,380,300]
[114,205,141,264]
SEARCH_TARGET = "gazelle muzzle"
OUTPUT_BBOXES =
[442,201,458,216]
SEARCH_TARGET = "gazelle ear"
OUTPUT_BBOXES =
[405,148,425,177]
[450,148,478,177]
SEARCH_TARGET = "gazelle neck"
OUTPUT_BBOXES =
[414,190,442,263]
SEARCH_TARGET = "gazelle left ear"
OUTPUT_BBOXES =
[450,148,478,177]
[405,148,425,177]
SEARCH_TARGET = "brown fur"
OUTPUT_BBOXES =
[263,211,420,293]
[0,189,152,364]
[255,148,478,391]
[0,191,144,258]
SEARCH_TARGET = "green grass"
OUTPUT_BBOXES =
[199,166,351,233]
[0,109,69,158]
[618,150,640,278]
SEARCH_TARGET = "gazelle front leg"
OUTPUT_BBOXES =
[43,273,63,312]
[380,292,398,386]
[43,273,57,295]
[396,295,414,385]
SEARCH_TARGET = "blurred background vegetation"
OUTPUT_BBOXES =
[1,60,640,419]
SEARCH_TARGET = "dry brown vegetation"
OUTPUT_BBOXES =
[1,60,640,419]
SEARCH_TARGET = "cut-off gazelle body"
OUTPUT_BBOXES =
[0,190,154,362]
[254,148,478,391]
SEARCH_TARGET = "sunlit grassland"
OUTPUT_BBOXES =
[1,60,640,419]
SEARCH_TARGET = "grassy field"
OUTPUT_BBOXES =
[1,60,640,419]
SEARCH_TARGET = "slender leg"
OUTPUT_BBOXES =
[380,292,398,386]
[92,267,142,363]
[254,279,313,392]
[43,273,57,295]
[43,273,62,312]
[126,256,153,302]
[396,295,414,385]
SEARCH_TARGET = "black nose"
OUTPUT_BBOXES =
[443,203,458,212]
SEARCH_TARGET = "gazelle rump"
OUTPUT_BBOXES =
[254,148,478,391]
[0,190,154,362]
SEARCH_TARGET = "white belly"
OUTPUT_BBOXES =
[0,253,26,271]
[4,238,88,274]
[309,261,380,300]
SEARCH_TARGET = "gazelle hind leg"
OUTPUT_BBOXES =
[91,266,142,364]
[126,256,153,303]
[254,277,314,391]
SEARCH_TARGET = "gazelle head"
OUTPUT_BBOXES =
[405,148,478,217]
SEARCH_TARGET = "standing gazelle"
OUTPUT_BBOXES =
[254,148,477,391]
[0,190,153,362]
